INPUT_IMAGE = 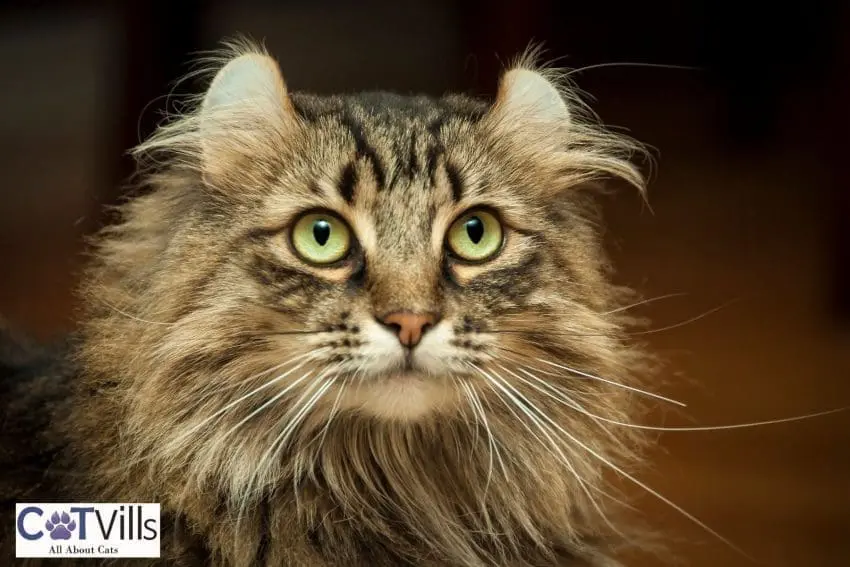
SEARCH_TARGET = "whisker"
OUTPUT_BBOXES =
[459,379,508,495]
[488,369,754,561]
[602,292,688,315]
[184,351,316,413]
[626,299,740,336]
[196,348,329,401]
[454,376,480,449]
[254,329,329,337]
[565,61,702,77]
[165,356,317,452]
[234,370,337,538]
[456,379,501,535]
[530,355,686,407]
[536,394,848,432]
[257,366,339,474]
[494,345,685,407]
[97,298,175,326]
[296,371,349,513]
[470,363,634,540]
[449,375,478,468]
[493,363,624,448]
[303,374,350,471]
[215,367,317,444]
[18,354,320,480]
[495,350,614,393]
[239,368,338,520]
[487,329,609,338]
[492,299,737,338]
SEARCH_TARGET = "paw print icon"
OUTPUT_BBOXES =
[45,511,77,540]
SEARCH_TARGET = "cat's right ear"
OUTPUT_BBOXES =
[198,50,296,186]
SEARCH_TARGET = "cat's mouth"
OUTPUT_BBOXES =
[402,351,416,371]
[335,364,458,420]
[359,348,428,380]
[372,361,429,381]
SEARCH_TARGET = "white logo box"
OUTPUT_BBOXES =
[15,503,161,559]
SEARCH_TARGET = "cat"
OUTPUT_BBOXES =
[1,40,655,566]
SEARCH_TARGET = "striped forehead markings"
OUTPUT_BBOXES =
[335,112,464,203]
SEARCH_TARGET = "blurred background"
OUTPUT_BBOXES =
[1,0,848,564]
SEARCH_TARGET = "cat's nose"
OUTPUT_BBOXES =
[379,311,437,348]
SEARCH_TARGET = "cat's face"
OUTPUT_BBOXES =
[166,76,629,426]
[83,48,647,512]
[214,89,617,420]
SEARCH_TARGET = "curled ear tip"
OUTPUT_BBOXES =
[212,53,281,88]
[504,68,562,98]
[202,52,286,112]
[505,67,546,81]
[497,67,569,122]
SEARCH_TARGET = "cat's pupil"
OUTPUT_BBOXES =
[313,220,331,246]
[465,217,484,244]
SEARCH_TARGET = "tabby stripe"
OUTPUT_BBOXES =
[487,253,541,302]
[254,499,271,566]
[251,255,324,298]
[342,112,387,189]
[445,162,464,202]
[425,142,443,188]
[337,162,358,204]
[425,116,446,189]
[407,132,419,173]
[426,116,446,138]
[289,96,319,122]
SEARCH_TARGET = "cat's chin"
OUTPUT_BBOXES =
[334,372,460,421]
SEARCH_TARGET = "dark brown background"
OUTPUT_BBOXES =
[1,1,848,565]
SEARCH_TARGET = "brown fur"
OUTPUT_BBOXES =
[3,41,655,566]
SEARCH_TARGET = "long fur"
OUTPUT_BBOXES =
[4,41,657,566]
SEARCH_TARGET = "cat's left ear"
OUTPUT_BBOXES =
[198,50,296,186]
[487,66,571,133]
[485,62,646,194]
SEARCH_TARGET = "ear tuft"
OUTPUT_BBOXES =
[130,42,298,194]
[196,49,295,188]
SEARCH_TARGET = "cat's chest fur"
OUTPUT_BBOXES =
[0,344,604,567]
[0,332,619,567]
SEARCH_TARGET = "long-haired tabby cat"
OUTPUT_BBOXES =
[1,40,657,566]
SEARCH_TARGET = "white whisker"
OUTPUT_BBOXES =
[627,299,739,336]
[99,298,175,326]
[168,357,313,450]
[457,378,505,536]
[505,362,846,432]
[459,379,507,496]
[454,376,479,449]
[533,357,686,407]
[237,367,338,522]
[216,367,316,444]
[602,292,687,314]
[493,363,626,452]
[470,363,631,539]
[194,349,327,403]
[564,61,700,78]
[300,374,350,482]
[257,366,339,476]
[489,367,753,560]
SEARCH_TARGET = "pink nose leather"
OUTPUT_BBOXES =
[380,311,436,347]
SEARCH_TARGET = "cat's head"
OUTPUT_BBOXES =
[77,41,651,558]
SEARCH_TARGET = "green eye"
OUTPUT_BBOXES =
[291,212,352,265]
[446,209,503,262]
